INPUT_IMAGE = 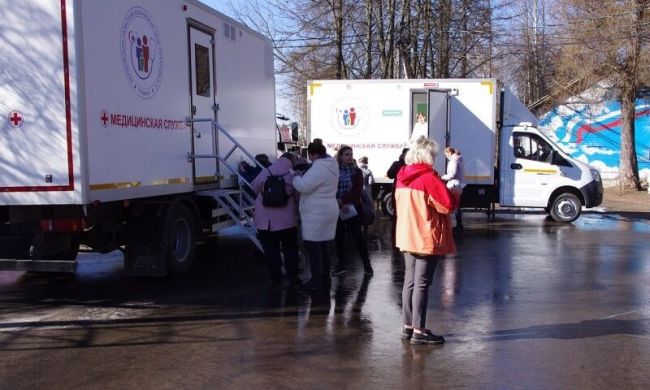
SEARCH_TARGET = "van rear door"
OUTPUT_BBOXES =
[427,90,450,173]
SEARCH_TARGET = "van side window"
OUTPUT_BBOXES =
[513,133,553,163]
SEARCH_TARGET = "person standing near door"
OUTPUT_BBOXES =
[409,112,428,143]
[441,147,465,233]
[251,153,300,287]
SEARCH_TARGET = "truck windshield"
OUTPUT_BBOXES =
[540,133,569,155]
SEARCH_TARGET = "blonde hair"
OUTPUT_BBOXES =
[405,136,438,166]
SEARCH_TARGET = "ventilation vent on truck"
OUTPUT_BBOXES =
[224,22,236,41]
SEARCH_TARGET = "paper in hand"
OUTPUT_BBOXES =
[339,204,358,220]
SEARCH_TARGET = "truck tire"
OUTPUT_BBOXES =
[0,235,33,259]
[549,193,581,223]
[30,232,79,261]
[381,192,395,219]
[50,234,80,260]
[164,203,197,275]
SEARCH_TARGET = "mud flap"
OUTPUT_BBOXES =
[124,204,168,277]
[124,253,167,277]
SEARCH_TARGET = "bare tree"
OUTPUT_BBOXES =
[230,0,598,138]
[554,0,649,190]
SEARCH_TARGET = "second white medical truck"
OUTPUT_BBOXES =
[307,79,603,222]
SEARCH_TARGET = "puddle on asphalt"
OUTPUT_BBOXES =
[574,214,650,233]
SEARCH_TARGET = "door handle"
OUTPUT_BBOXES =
[510,163,522,170]
[191,105,197,115]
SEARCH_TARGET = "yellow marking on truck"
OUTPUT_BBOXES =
[151,177,189,185]
[481,80,494,94]
[309,82,322,97]
[90,181,141,190]
[195,176,218,184]
[524,168,557,175]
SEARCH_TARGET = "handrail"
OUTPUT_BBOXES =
[185,117,265,190]
[185,118,261,220]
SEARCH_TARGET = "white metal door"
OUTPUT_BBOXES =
[427,90,450,174]
[189,27,217,185]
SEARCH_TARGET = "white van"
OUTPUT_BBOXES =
[307,79,603,222]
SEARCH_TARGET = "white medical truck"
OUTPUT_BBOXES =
[0,0,275,274]
[307,79,603,222]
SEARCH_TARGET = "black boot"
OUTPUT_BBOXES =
[363,260,374,275]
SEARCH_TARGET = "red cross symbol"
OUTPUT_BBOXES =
[100,110,109,127]
[8,111,23,128]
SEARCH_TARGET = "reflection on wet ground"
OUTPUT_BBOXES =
[0,213,649,388]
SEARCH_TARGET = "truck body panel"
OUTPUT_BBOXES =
[1,0,276,206]
[308,79,498,185]
[0,0,275,273]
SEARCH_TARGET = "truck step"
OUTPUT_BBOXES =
[0,259,77,273]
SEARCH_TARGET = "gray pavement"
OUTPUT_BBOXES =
[0,213,649,389]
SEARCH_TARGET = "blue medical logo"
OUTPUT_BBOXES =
[120,7,164,99]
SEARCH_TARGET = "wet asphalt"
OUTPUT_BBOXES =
[0,213,649,389]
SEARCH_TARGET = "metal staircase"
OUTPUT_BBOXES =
[187,118,264,252]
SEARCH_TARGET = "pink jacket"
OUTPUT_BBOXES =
[251,157,298,231]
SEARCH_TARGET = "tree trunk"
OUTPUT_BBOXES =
[398,0,414,78]
[618,83,641,190]
[436,0,451,77]
[364,0,373,78]
[333,0,345,79]
[617,0,644,191]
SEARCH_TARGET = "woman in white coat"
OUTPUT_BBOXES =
[441,147,465,233]
[293,139,340,287]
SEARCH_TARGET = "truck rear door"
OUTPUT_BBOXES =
[189,25,218,186]
[0,1,75,196]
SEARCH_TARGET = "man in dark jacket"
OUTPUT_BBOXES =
[387,148,408,181]
[386,148,408,218]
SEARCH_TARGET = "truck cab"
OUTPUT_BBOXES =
[499,123,603,222]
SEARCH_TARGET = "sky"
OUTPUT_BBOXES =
[197,1,296,120]
[198,0,240,19]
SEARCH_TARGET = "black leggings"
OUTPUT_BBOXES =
[334,215,370,270]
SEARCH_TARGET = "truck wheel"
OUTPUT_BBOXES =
[0,235,33,259]
[51,234,80,260]
[30,232,79,261]
[164,203,197,275]
[549,193,581,223]
[381,192,395,219]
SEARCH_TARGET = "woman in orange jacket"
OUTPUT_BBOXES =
[394,136,458,345]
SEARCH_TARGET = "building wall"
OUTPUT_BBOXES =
[539,98,650,185]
